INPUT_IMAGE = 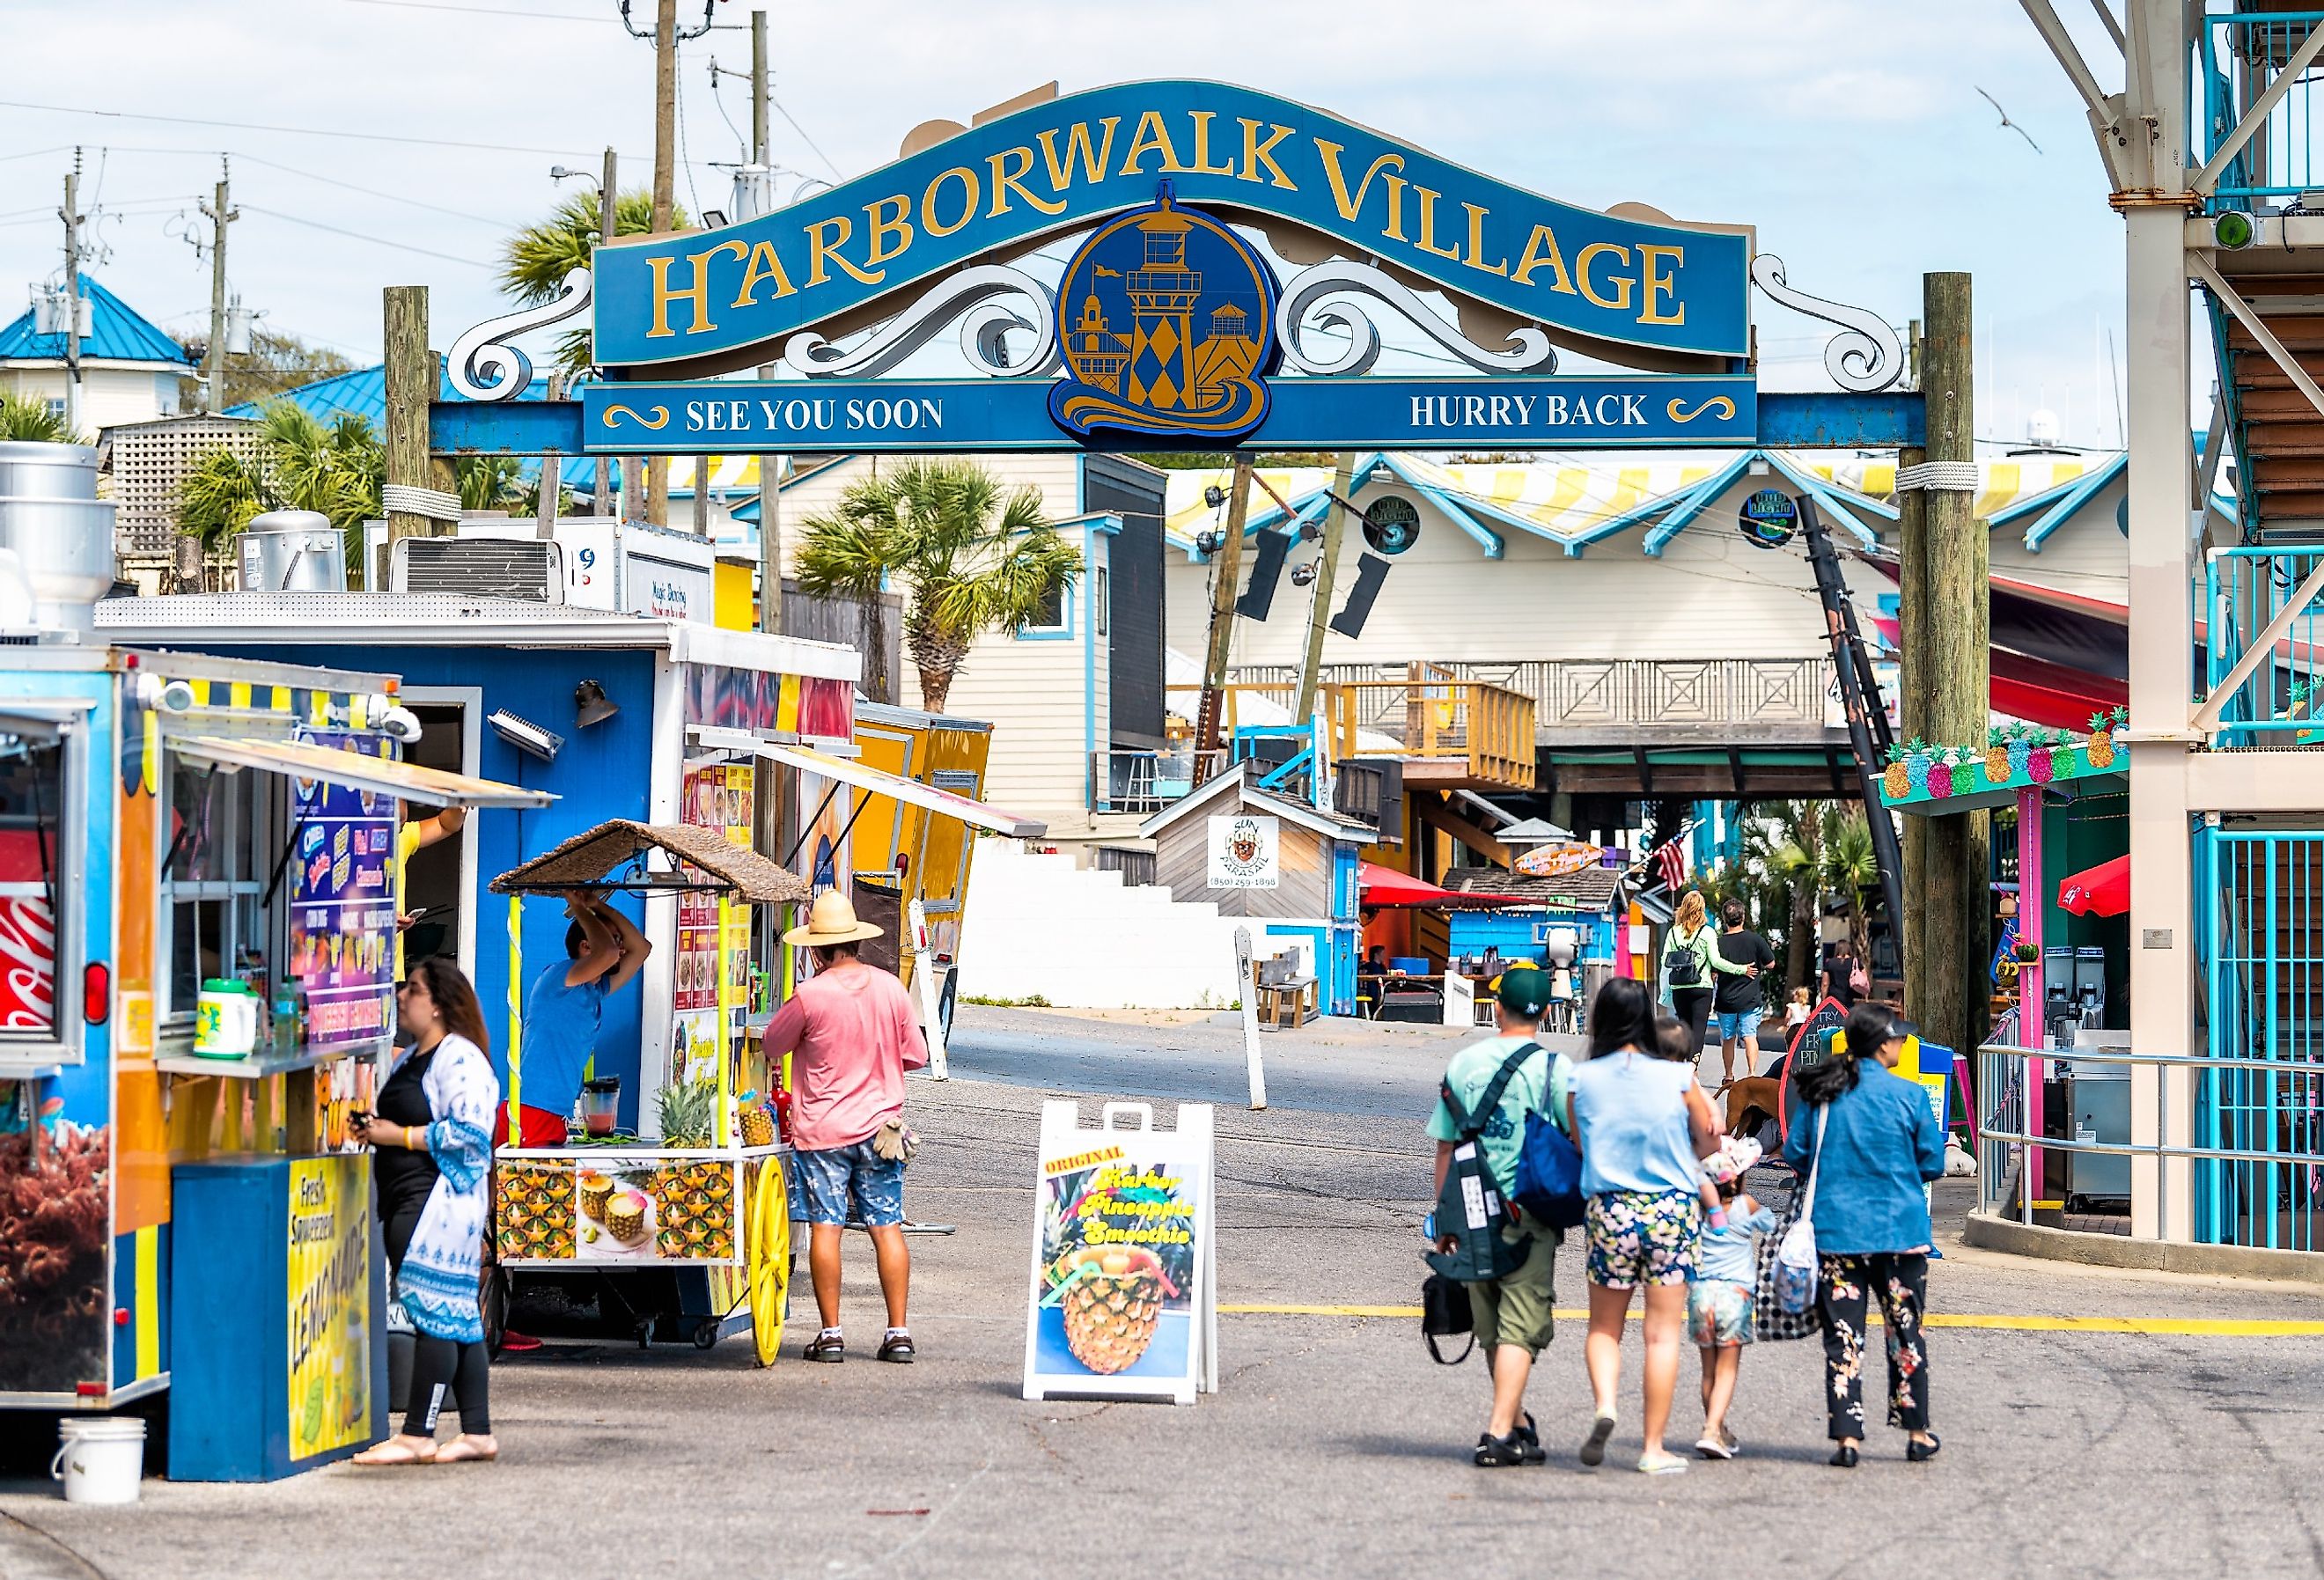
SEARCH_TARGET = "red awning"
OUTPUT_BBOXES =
[2058,855,2130,917]
[1358,862,1514,909]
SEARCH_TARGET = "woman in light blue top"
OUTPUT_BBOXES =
[1563,978,1720,1476]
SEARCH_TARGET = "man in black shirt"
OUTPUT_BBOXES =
[1710,899,1773,1089]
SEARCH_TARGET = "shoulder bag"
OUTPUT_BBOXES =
[1771,1104,1828,1316]
[1511,1048,1585,1231]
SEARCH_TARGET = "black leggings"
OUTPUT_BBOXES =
[1671,988,1713,1055]
[407,1334,490,1437]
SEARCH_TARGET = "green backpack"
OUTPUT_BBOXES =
[1424,1043,1539,1284]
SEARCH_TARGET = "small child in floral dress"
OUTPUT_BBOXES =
[1689,1135,1777,1459]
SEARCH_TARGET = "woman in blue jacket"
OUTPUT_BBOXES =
[1783,1002,1946,1467]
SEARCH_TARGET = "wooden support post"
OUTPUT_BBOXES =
[1915,271,1986,1060]
[1195,459,1252,781]
[1896,418,1928,1018]
[384,286,435,558]
[1294,452,1357,724]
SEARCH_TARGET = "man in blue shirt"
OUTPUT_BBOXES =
[496,890,650,1147]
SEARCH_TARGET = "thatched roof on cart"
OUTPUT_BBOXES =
[490,819,812,903]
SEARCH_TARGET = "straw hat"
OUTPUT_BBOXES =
[783,890,883,946]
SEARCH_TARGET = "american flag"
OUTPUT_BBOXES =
[1651,838,1688,894]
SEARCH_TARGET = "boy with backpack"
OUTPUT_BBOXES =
[1425,965,1574,1466]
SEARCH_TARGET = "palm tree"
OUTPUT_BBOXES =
[0,394,85,445]
[178,403,385,588]
[456,454,528,512]
[1820,810,1881,966]
[795,459,1083,710]
[499,188,673,372]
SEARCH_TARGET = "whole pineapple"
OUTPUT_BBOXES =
[2085,710,2116,770]
[1056,1246,1167,1375]
[1984,727,2011,783]
[658,1079,720,1149]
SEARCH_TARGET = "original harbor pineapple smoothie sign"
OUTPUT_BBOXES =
[1025,1100,1217,1405]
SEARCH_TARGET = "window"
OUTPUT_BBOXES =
[0,732,75,1044]
[1019,582,1070,637]
[1095,567,1109,636]
[160,756,278,1025]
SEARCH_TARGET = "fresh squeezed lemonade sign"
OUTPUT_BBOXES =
[287,1156,372,1461]
[1025,1101,1216,1404]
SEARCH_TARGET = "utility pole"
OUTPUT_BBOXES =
[58,151,84,438]
[198,158,238,414]
[384,285,438,551]
[749,10,783,633]
[1194,459,1253,783]
[643,0,678,528]
[1292,452,1357,724]
[1903,271,1985,1070]
[596,145,616,518]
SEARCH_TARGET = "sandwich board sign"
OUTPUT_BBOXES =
[1024,1100,1217,1404]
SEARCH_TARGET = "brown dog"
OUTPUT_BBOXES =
[1724,1075,1783,1146]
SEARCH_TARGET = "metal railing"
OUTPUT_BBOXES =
[1976,1042,2324,1251]
[2199,11,2324,205]
[1089,747,1210,814]
[2203,547,2324,746]
[2202,827,2324,1248]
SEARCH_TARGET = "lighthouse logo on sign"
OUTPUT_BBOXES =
[1207,814,1279,890]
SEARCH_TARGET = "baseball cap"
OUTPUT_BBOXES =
[1494,963,1553,1017]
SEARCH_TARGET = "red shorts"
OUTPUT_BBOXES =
[492,1102,568,1150]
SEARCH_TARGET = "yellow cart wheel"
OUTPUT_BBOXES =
[748,1156,791,1366]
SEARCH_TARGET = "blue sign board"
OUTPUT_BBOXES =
[590,79,1753,371]
[579,374,1755,453]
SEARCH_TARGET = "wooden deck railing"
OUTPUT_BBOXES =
[1166,663,1536,790]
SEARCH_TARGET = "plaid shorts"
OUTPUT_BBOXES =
[792,1138,905,1227]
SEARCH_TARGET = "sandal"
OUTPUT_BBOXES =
[1637,1451,1689,1476]
[804,1330,845,1363]
[1473,1431,1529,1467]
[1578,1412,1616,1467]
[1511,1412,1546,1465]
[434,1436,498,1463]
[352,1437,438,1466]
[876,1331,916,1364]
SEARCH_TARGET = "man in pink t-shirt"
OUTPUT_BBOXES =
[761,891,928,1365]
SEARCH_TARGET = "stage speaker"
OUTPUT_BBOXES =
[1327,553,1392,638]
[1235,529,1291,620]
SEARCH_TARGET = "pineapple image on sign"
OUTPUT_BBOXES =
[1036,1161,1197,1378]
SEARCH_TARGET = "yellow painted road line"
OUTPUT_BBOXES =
[1217,1304,2324,1336]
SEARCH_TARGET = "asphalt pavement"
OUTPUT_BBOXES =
[5,1005,2324,1577]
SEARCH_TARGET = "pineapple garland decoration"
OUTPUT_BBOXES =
[2005,721,2033,777]
[1903,737,1931,797]
[2027,727,2058,784]
[1927,748,1955,802]
[1883,743,1911,800]
[1984,726,2011,784]
[2049,725,2078,780]
[2085,709,2119,771]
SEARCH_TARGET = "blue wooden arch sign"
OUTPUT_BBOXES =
[435,80,1920,458]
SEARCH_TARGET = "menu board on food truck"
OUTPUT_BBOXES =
[288,730,398,1049]
[1023,1100,1217,1407]
[673,761,754,1084]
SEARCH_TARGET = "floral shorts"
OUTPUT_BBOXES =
[1584,1190,1702,1289]
[1687,1278,1754,1347]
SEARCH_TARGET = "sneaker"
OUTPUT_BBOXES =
[1693,1436,1734,1460]
[1578,1412,1616,1467]
[1474,1431,1529,1467]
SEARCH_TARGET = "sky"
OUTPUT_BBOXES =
[0,0,2145,450]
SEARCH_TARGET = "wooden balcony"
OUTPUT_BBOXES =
[1166,668,1536,792]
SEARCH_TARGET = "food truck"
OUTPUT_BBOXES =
[0,642,545,1465]
[99,589,1046,1349]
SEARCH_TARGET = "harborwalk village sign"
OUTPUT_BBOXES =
[445,80,1908,455]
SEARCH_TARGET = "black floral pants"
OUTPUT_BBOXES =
[1816,1252,1931,1440]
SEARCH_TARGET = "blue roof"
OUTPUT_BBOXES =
[232,364,596,492]
[0,275,194,367]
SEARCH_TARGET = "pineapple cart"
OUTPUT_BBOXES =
[486,819,810,1364]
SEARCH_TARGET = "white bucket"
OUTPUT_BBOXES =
[49,1415,146,1504]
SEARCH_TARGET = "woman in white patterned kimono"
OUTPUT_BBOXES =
[352,956,501,1465]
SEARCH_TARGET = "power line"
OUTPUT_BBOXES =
[2,143,514,228]
[0,96,624,159]
[239,203,493,268]
[772,98,843,180]
[339,0,611,18]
